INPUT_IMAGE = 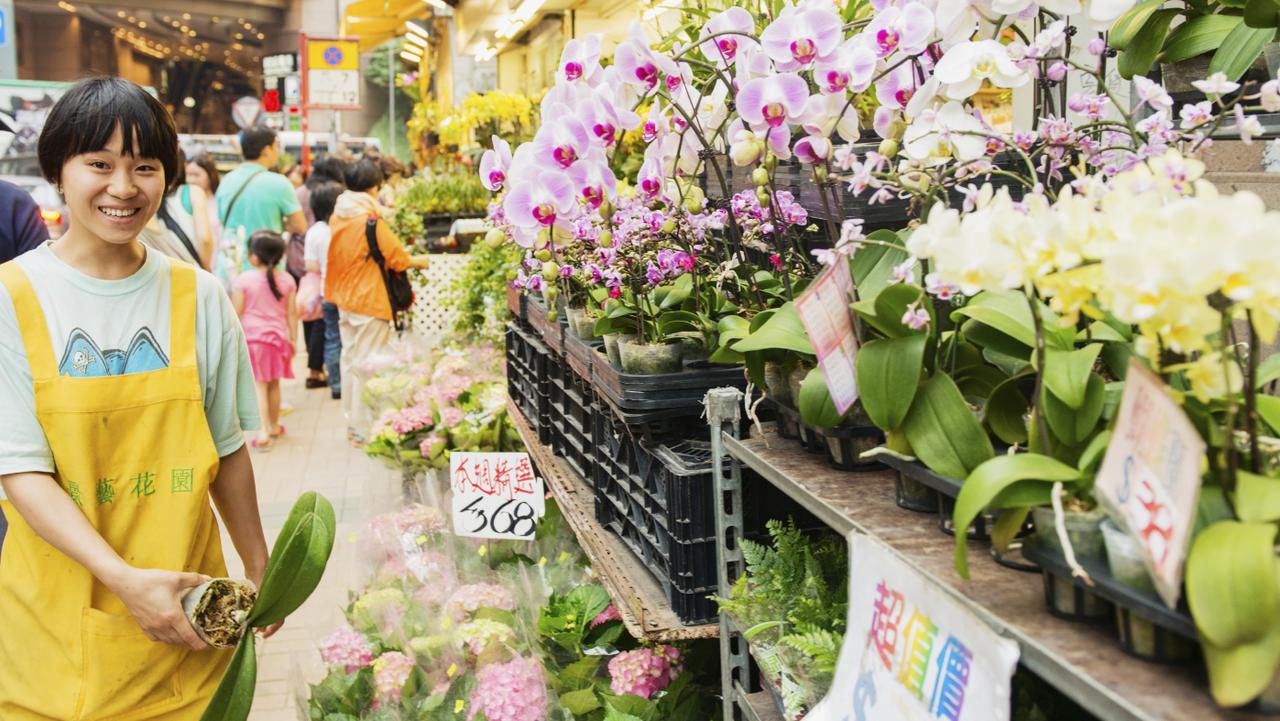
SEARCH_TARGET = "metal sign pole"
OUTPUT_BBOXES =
[300,32,311,173]
[388,42,396,158]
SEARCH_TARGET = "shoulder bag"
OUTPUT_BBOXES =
[364,217,414,330]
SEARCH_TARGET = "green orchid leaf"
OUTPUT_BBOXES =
[953,454,1080,577]
[901,373,994,480]
[1118,10,1179,78]
[985,374,1032,445]
[1186,521,1279,648]
[872,283,927,338]
[1203,618,1280,708]
[963,321,1033,370]
[1108,0,1166,50]
[1197,486,1236,536]
[1235,471,1280,522]
[953,363,1008,402]
[1043,373,1105,445]
[1043,344,1103,410]
[1163,14,1243,63]
[951,291,1037,348]
[658,273,694,310]
[1256,352,1280,389]
[1257,395,1280,435]
[991,506,1032,553]
[731,302,815,356]
[1077,320,1129,344]
[1209,22,1274,80]
[799,366,845,429]
[856,334,927,431]
[850,229,908,300]
[1245,0,1280,29]
[198,630,257,721]
[250,492,337,627]
[1077,430,1113,476]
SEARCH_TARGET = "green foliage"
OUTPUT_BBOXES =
[712,520,847,716]
[397,173,492,221]
[447,238,522,345]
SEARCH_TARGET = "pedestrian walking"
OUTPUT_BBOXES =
[0,76,280,720]
[233,231,298,452]
[324,159,430,440]
[303,180,345,396]
[214,125,305,286]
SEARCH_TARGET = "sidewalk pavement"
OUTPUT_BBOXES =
[221,370,401,721]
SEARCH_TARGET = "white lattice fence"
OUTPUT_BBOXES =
[408,253,471,336]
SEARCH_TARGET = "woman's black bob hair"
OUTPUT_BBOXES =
[38,77,182,193]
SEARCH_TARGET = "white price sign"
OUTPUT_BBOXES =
[795,258,859,415]
[1094,359,1206,609]
[450,452,545,540]
[808,535,1019,721]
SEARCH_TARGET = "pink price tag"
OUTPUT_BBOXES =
[794,260,859,415]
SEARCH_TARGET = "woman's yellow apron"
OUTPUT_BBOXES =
[0,260,231,720]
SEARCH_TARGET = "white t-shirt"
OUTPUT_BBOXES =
[303,220,332,288]
[0,244,261,483]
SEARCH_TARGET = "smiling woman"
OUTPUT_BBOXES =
[0,77,281,720]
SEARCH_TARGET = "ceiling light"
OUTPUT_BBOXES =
[405,20,430,37]
[399,49,423,63]
[137,21,146,28]
[513,0,545,21]
[235,33,243,40]
[405,32,428,48]
[182,96,196,108]
[257,33,265,40]
[188,30,197,37]
[116,10,126,18]
[57,0,76,11]
[212,16,219,22]
[127,16,136,23]
[182,13,191,20]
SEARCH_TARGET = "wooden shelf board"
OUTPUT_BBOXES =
[509,400,717,642]
[724,430,1269,721]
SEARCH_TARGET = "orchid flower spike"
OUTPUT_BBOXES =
[479,136,512,192]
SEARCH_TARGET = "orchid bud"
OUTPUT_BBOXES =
[1046,61,1068,82]
[878,138,899,158]
[899,171,931,193]
[661,219,677,233]
[814,166,829,183]
[535,248,552,262]
[599,201,613,220]
[756,187,771,207]
[547,309,559,322]
[762,153,778,171]
[686,186,705,207]
[886,117,906,141]
[684,196,704,213]
[598,230,614,248]
[729,129,764,166]
[751,167,771,187]
[484,228,505,246]
[541,261,560,280]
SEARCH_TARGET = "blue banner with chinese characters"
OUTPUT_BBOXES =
[807,535,1019,721]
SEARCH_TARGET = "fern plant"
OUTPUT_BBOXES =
[712,520,847,718]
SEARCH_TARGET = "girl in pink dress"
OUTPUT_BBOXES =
[232,231,297,450]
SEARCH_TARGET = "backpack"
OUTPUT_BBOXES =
[365,217,414,329]
[285,231,307,281]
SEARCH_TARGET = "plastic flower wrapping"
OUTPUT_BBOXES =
[363,345,524,474]
[305,501,721,720]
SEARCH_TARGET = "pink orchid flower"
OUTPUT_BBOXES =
[642,102,671,143]
[478,136,511,192]
[875,62,922,111]
[699,8,757,67]
[531,104,590,169]
[799,93,860,143]
[637,150,665,199]
[794,135,833,164]
[567,148,617,209]
[865,2,933,59]
[504,168,577,230]
[728,119,792,162]
[581,93,621,148]
[813,38,877,95]
[760,5,842,70]
[559,34,602,84]
[614,23,675,91]
[737,73,809,129]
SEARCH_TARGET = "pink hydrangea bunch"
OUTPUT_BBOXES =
[395,505,448,535]
[419,434,447,460]
[389,403,435,435]
[447,582,517,620]
[590,605,622,628]
[371,651,416,709]
[439,406,466,429]
[608,646,684,699]
[319,624,374,673]
[467,656,548,721]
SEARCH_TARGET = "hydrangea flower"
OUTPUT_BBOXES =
[352,587,408,635]
[608,646,684,699]
[319,624,374,673]
[467,656,548,721]
[459,618,518,655]
[591,605,623,628]
[372,651,416,708]
[447,583,517,620]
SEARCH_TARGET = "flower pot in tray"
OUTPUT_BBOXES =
[618,339,683,375]
[1101,520,1197,663]
[1031,506,1110,621]
[602,333,635,368]
[566,305,601,341]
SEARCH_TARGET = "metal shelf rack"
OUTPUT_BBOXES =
[705,387,1266,721]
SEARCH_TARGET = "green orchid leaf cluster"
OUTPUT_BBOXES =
[201,492,337,721]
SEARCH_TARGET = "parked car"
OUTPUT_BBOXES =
[2,174,68,239]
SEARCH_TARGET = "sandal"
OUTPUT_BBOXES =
[271,424,286,438]
[250,437,275,452]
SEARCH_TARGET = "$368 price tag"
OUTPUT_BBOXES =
[450,452,544,540]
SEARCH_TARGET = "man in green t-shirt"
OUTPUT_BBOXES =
[215,126,306,275]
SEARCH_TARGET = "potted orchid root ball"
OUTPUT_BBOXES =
[618,337,683,374]
[182,578,258,648]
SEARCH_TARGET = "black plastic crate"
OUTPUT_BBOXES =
[526,296,564,355]
[506,324,553,445]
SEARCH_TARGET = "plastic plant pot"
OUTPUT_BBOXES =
[1031,506,1107,563]
[677,337,710,364]
[1102,520,1196,663]
[763,362,791,406]
[566,306,600,340]
[618,339,683,374]
[1041,570,1113,622]
[895,472,938,513]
